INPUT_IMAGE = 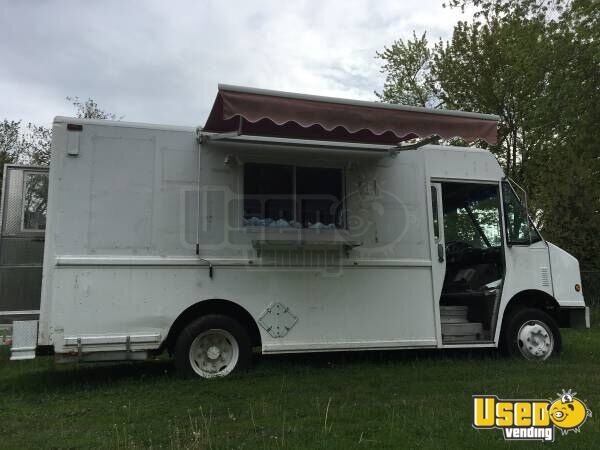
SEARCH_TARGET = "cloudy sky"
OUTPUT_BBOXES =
[1,1,469,128]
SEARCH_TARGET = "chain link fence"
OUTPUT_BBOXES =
[581,271,600,307]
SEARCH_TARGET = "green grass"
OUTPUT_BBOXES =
[1,313,599,449]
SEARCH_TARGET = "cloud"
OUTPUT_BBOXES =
[0,0,468,128]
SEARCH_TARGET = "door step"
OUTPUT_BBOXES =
[442,321,484,342]
[440,305,468,323]
[441,306,485,341]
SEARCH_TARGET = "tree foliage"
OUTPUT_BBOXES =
[375,32,435,107]
[0,120,21,166]
[0,97,120,193]
[67,96,121,120]
[376,0,600,269]
[19,123,53,165]
[0,120,52,181]
[0,97,120,163]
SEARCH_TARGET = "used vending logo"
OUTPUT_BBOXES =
[473,390,591,442]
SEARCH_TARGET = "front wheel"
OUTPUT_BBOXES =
[174,314,252,378]
[503,308,561,361]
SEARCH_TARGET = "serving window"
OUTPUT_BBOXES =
[243,163,344,229]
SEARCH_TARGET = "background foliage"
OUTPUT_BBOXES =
[0,97,118,191]
[0,97,119,189]
[377,0,599,269]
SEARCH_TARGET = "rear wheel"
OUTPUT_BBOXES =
[174,314,252,378]
[503,308,561,360]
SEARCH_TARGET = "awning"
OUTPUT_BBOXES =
[203,85,498,145]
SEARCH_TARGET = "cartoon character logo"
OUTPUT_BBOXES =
[549,389,592,434]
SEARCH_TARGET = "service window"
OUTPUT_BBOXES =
[21,172,48,232]
[243,163,344,229]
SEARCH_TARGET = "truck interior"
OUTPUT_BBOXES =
[439,182,504,343]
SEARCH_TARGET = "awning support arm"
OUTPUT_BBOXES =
[197,117,244,144]
[388,134,441,157]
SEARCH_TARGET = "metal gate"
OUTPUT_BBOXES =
[0,164,48,325]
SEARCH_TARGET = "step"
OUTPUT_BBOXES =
[441,316,469,324]
[440,305,468,316]
[440,305,469,323]
[442,321,484,340]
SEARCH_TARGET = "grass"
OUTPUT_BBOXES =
[0,326,10,346]
[1,312,599,449]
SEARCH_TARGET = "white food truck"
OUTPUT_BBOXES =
[10,85,589,378]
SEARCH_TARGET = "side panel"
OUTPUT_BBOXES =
[42,119,442,354]
[49,265,437,353]
[493,241,554,343]
[548,242,584,306]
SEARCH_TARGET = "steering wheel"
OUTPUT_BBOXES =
[445,240,472,253]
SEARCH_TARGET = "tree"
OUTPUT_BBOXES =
[376,0,600,268]
[0,120,20,162]
[375,32,436,107]
[1,97,120,164]
[67,96,122,120]
[0,119,52,176]
[526,0,600,269]
[19,122,53,165]
[0,97,121,195]
[0,120,21,189]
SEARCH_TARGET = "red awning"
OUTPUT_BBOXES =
[203,85,498,145]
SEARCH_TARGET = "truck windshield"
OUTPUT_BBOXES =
[502,181,542,245]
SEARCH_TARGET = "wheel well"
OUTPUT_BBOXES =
[165,299,262,355]
[500,290,561,333]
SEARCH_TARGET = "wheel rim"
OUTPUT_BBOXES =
[189,329,239,378]
[517,320,554,360]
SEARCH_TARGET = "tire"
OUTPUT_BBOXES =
[174,314,252,378]
[502,308,561,361]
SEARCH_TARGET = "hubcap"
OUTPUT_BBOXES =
[189,329,239,378]
[207,346,221,360]
[517,320,554,360]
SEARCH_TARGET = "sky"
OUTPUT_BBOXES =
[0,0,469,129]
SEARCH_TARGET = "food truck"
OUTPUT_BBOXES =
[10,85,589,377]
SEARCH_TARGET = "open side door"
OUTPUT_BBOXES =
[430,183,446,302]
[436,181,504,344]
[429,182,446,346]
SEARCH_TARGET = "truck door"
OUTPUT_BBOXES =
[437,181,504,343]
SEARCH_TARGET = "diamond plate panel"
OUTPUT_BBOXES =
[1,167,48,236]
[10,320,38,360]
[258,302,298,338]
[3,168,24,235]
